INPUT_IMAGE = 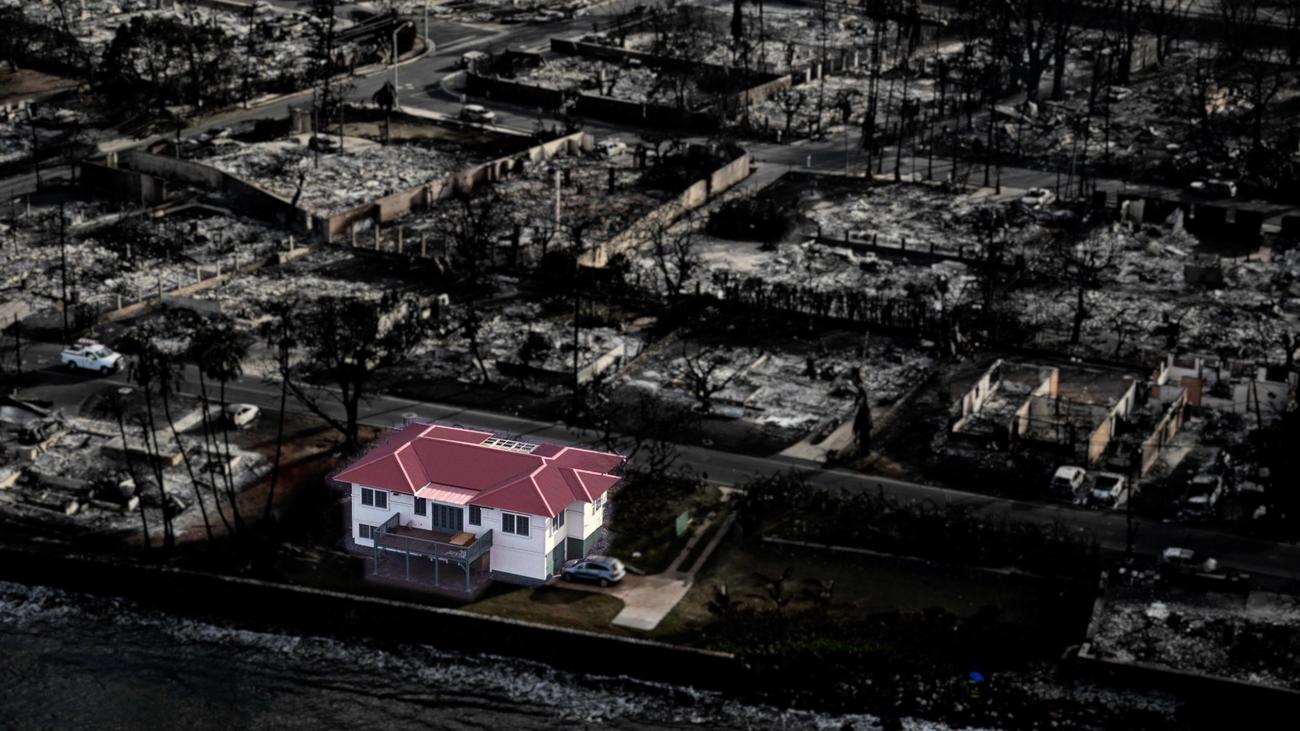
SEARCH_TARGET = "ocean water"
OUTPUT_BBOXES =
[0,581,988,731]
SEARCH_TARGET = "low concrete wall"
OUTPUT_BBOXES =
[117,151,311,234]
[1141,388,1188,475]
[582,149,751,267]
[546,38,790,122]
[79,160,166,207]
[466,72,565,108]
[315,130,589,244]
[1086,380,1138,464]
[0,544,745,692]
[952,359,1003,427]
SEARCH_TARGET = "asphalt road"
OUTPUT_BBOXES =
[10,339,1300,583]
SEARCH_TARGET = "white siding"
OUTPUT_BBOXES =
[555,495,606,545]
[476,507,548,581]
[351,484,400,547]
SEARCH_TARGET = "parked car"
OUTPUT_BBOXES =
[1050,465,1086,497]
[1182,474,1224,517]
[225,403,260,428]
[1188,178,1237,198]
[459,50,489,71]
[560,555,626,587]
[61,339,123,374]
[1020,187,1056,208]
[1160,546,1218,574]
[1088,472,1131,508]
[596,139,628,158]
[578,32,616,46]
[459,104,496,124]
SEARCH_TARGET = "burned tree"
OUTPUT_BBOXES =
[677,341,742,414]
[448,190,506,293]
[278,294,432,455]
[1051,223,1122,347]
[647,211,700,299]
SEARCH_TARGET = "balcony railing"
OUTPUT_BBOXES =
[372,514,493,566]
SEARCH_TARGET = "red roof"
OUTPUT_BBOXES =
[334,424,624,516]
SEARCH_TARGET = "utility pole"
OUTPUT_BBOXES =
[58,203,68,340]
[12,313,20,377]
[553,167,562,228]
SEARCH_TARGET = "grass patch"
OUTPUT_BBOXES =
[464,585,625,633]
[653,538,1059,647]
[607,480,722,574]
[676,515,726,574]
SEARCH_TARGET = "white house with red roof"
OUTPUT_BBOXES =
[334,422,624,587]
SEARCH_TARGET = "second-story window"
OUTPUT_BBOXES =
[360,488,387,509]
[414,498,427,517]
[468,506,481,526]
[502,513,529,536]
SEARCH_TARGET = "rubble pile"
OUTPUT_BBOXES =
[990,41,1300,183]
[191,250,386,321]
[3,0,325,90]
[802,182,994,253]
[205,138,477,215]
[0,105,91,165]
[2,414,266,539]
[1,204,284,315]
[410,300,643,384]
[414,0,593,25]
[622,336,934,432]
[745,73,937,138]
[1013,225,1300,363]
[624,8,876,70]
[515,56,689,106]
[398,151,666,259]
[1091,589,1300,691]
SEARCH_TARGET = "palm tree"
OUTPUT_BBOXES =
[108,387,150,552]
[260,301,296,524]
[190,315,249,532]
[124,328,175,552]
[155,317,215,542]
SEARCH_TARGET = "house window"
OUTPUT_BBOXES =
[468,506,481,526]
[429,503,463,532]
[414,498,427,517]
[358,524,372,539]
[502,512,529,536]
[360,487,387,509]
[553,509,565,532]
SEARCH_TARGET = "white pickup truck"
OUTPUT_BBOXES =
[61,340,123,374]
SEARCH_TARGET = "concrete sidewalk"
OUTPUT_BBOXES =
[608,513,736,631]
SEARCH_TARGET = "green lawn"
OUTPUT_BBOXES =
[608,483,724,574]
[653,537,1054,646]
[464,585,626,634]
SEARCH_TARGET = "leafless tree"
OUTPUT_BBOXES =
[1051,224,1123,346]
[771,87,808,137]
[1216,0,1263,63]
[648,211,699,298]
[448,190,505,292]
[1240,47,1288,153]
[677,341,742,414]
[460,307,493,384]
[1145,0,1191,63]
[277,294,433,454]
